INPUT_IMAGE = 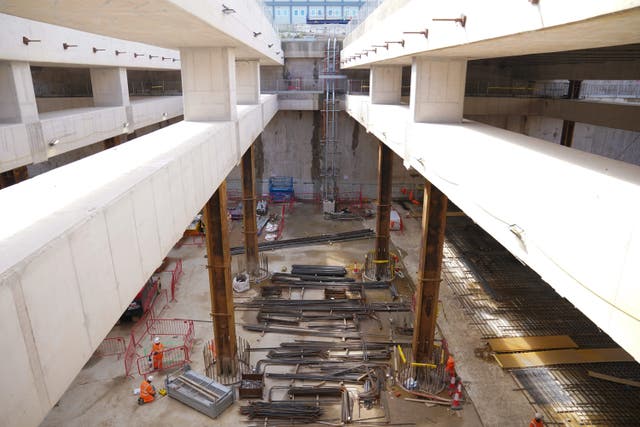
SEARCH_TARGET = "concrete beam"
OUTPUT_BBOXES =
[0,13,180,70]
[342,0,640,68]
[0,94,277,427]
[463,97,640,133]
[0,1,282,65]
[370,65,402,104]
[346,94,640,363]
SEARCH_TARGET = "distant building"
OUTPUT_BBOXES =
[263,0,364,25]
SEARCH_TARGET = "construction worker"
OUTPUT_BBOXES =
[446,353,456,377]
[138,375,156,404]
[529,412,544,427]
[152,337,164,370]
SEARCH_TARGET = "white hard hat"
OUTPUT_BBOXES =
[535,413,543,420]
[147,375,153,382]
[154,337,160,344]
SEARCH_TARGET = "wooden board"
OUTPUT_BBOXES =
[488,335,578,353]
[494,348,634,369]
[588,370,640,388]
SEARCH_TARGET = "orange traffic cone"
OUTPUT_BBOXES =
[451,382,462,412]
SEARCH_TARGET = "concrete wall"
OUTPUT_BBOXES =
[238,109,422,198]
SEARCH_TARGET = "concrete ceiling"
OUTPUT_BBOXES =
[0,0,283,65]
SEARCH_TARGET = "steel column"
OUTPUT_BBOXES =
[560,80,582,148]
[374,141,393,278]
[412,182,448,362]
[202,182,238,375]
[241,142,259,275]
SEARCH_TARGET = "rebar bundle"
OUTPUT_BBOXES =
[240,401,323,422]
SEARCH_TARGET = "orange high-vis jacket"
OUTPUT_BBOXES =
[140,380,155,403]
[529,419,543,427]
[152,342,164,359]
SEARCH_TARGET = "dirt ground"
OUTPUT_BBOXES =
[40,202,514,427]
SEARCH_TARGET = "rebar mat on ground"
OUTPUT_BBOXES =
[443,217,640,426]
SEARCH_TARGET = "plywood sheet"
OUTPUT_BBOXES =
[494,348,634,369]
[588,370,640,388]
[488,335,578,353]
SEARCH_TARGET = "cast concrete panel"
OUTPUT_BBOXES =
[19,236,91,402]
[105,195,145,309]
[0,123,31,171]
[151,167,179,255]
[68,211,121,348]
[0,283,46,427]
[131,178,162,280]
[181,47,237,122]
[370,66,402,104]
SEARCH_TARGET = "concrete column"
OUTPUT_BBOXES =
[202,182,238,375]
[90,67,132,133]
[374,142,393,279]
[241,143,259,275]
[410,57,467,123]
[412,182,448,363]
[180,47,237,121]
[236,60,260,105]
[370,65,403,104]
[0,61,46,163]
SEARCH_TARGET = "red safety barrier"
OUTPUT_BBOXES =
[124,334,137,377]
[96,337,126,357]
[178,232,205,247]
[140,278,160,313]
[146,318,195,349]
[169,259,183,302]
[150,289,169,319]
[136,345,190,376]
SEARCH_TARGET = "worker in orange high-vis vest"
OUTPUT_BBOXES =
[529,412,544,427]
[445,353,456,377]
[152,337,164,370]
[138,376,156,404]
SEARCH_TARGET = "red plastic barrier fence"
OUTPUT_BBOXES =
[124,334,137,377]
[146,318,194,349]
[169,259,183,302]
[150,289,169,319]
[136,345,190,376]
[140,278,160,313]
[96,337,126,357]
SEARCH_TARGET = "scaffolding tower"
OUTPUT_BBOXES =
[320,38,342,212]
